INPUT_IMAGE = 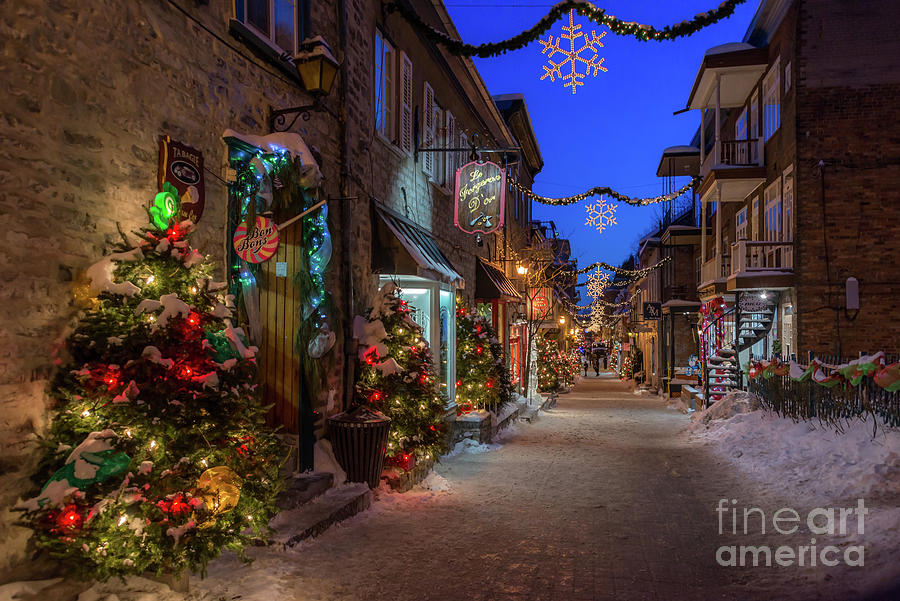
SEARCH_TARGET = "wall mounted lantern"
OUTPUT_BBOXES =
[269,38,340,132]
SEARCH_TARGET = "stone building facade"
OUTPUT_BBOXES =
[0,0,537,579]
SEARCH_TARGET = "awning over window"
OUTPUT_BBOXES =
[373,204,464,287]
[475,258,521,301]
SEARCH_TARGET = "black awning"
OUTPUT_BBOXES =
[373,204,464,286]
[475,258,521,301]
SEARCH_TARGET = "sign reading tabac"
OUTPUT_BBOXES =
[158,135,205,223]
[454,160,506,235]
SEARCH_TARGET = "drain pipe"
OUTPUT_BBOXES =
[338,0,355,409]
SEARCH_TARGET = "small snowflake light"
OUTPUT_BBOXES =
[586,267,610,299]
[585,196,618,232]
[539,10,608,94]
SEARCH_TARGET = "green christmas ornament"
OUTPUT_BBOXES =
[40,449,131,499]
[149,182,181,230]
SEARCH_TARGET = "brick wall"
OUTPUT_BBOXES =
[794,0,900,354]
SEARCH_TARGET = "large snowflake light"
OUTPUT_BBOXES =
[539,10,608,94]
[586,267,610,299]
[585,196,618,232]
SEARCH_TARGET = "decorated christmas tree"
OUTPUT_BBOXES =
[16,187,284,581]
[455,300,512,414]
[535,333,562,392]
[353,284,446,470]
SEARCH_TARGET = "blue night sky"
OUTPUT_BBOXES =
[445,0,760,270]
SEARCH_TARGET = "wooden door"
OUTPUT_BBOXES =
[258,220,303,434]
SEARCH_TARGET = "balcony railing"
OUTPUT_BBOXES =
[701,138,764,178]
[700,255,730,285]
[731,240,794,275]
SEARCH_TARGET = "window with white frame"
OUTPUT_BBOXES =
[239,0,308,54]
[783,165,794,267]
[422,82,435,178]
[736,207,748,240]
[764,178,782,267]
[735,107,747,141]
[374,30,395,141]
[751,196,760,240]
[763,58,781,142]
[784,60,792,94]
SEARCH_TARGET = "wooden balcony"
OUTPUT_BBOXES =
[727,240,795,291]
[699,255,730,298]
[700,138,764,178]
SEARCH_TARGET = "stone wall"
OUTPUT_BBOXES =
[0,0,341,579]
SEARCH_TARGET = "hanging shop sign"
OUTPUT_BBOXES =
[454,160,506,235]
[158,135,205,223]
[233,216,279,263]
[642,302,661,320]
[739,294,769,313]
[526,287,553,321]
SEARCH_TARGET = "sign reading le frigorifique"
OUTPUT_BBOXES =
[454,160,506,235]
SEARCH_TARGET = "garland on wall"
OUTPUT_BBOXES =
[510,178,696,207]
[385,1,749,57]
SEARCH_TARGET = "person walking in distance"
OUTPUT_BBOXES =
[591,348,600,376]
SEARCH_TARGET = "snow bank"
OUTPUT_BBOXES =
[691,390,762,424]
[692,408,900,502]
[416,472,451,493]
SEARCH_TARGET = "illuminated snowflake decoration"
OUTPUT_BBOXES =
[586,267,610,299]
[585,196,618,232]
[539,10,608,94]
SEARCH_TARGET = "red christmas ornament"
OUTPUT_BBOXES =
[176,364,194,379]
[56,505,83,532]
[157,493,192,516]
[363,346,379,365]
[456,380,462,387]
[486,379,494,389]
[369,390,383,403]
[476,346,483,354]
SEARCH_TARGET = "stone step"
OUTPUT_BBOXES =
[276,471,334,510]
[277,483,373,548]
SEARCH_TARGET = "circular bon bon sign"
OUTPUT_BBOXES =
[233,216,279,263]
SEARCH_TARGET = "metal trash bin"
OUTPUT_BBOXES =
[326,406,391,489]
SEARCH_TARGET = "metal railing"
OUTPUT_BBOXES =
[701,138,764,177]
[748,352,900,430]
[731,240,794,275]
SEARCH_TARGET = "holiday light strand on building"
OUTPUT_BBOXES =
[570,255,671,277]
[509,177,696,207]
[385,1,748,57]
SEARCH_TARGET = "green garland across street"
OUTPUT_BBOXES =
[386,0,749,58]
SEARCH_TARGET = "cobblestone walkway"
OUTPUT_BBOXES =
[201,374,835,600]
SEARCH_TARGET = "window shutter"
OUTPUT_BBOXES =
[422,82,435,177]
[400,52,413,154]
[445,111,455,186]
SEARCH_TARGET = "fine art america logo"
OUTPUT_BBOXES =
[715,498,868,567]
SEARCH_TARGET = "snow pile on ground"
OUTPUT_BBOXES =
[312,438,346,486]
[666,395,692,414]
[416,471,452,493]
[691,390,762,424]
[446,437,501,457]
[692,406,900,502]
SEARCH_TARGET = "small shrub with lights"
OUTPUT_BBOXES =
[354,284,446,471]
[455,300,512,414]
[16,196,284,581]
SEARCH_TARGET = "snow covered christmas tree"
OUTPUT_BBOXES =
[535,333,562,392]
[354,284,446,469]
[16,188,284,581]
[455,300,511,413]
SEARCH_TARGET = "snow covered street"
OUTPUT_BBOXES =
[13,373,898,601]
